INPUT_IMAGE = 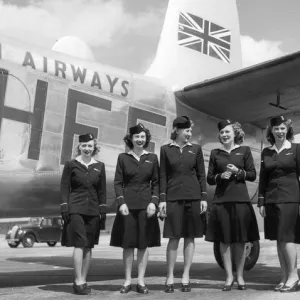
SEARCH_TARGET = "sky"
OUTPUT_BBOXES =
[0,0,299,74]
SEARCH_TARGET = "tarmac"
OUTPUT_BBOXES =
[1,233,300,299]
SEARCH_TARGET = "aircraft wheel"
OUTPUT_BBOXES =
[47,241,57,247]
[8,241,20,248]
[244,241,260,271]
[22,234,35,248]
[213,241,260,271]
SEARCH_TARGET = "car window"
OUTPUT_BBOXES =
[53,218,62,226]
[42,218,52,226]
[29,218,40,225]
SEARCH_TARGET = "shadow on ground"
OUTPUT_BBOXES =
[0,255,282,292]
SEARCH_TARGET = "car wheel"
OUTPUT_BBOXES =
[47,242,57,247]
[8,241,20,248]
[213,241,260,271]
[21,233,35,248]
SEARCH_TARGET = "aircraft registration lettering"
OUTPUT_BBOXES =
[0,68,167,167]
[0,69,47,161]
[61,89,112,164]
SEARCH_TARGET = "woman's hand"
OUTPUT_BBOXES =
[259,206,266,218]
[221,171,232,179]
[119,203,129,216]
[158,201,167,219]
[100,213,106,223]
[200,201,207,214]
[147,203,156,218]
[227,164,239,174]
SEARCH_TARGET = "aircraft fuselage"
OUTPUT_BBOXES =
[0,39,263,218]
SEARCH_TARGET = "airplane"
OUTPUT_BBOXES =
[1,0,300,268]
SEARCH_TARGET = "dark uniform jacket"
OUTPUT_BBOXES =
[207,145,256,203]
[114,151,159,209]
[159,142,207,202]
[60,158,107,215]
[258,142,300,207]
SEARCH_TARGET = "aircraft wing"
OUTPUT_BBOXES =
[175,51,300,131]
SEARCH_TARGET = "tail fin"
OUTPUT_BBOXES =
[146,0,242,89]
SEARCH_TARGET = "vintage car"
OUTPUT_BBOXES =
[5,216,62,248]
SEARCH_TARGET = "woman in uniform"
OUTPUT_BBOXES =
[159,116,207,293]
[258,116,300,293]
[60,133,107,295]
[110,123,160,294]
[206,119,259,291]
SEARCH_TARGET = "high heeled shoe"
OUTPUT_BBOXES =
[120,285,132,294]
[165,283,174,293]
[136,284,149,294]
[274,283,285,292]
[73,282,90,295]
[222,281,234,292]
[237,283,247,290]
[280,280,299,293]
[181,282,191,292]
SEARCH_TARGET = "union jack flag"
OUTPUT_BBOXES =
[178,12,231,63]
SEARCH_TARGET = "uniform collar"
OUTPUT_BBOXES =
[269,140,291,153]
[169,141,192,148]
[76,156,97,167]
[128,150,149,161]
[219,144,241,153]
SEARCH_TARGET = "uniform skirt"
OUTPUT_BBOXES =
[205,202,259,244]
[163,200,206,239]
[110,209,161,249]
[264,203,300,243]
[61,214,101,248]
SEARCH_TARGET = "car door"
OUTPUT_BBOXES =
[51,217,63,241]
[38,218,54,241]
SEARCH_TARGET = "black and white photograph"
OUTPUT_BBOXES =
[0,0,300,299]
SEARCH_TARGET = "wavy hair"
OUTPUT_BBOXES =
[123,127,151,149]
[74,139,100,157]
[266,119,294,145]
[218,122,245,145]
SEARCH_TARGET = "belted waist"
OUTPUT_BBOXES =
[124,183,150,187]
[176,200,199,207]
[269,173,297,180]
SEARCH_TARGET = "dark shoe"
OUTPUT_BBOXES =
[165,283,174,293]
[120,285,132,294]
[222,281,234,292]
[181,282,191,292]
[237,284,247,290]
[274,283,285,292]
[136,284,149,294]
[73,282,90,295]
[83,283,91,294]
[280,280,299,293]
